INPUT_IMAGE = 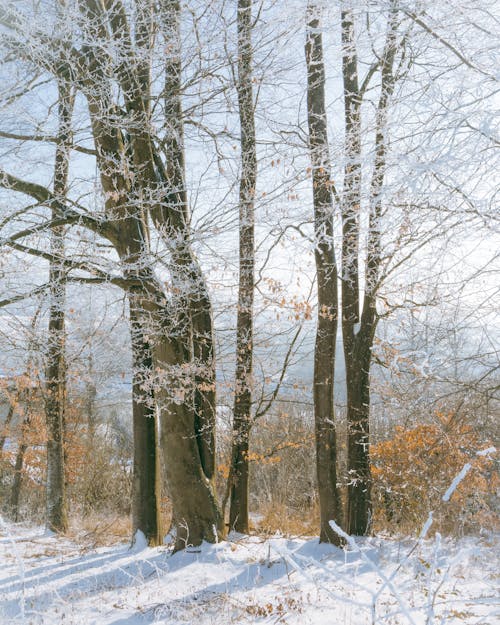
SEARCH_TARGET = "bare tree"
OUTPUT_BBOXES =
[339,1,400,535]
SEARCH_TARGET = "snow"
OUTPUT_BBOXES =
[442,463,472,502]
[0,520,498,625]
[476,446,497,457]
[130,530,148,553]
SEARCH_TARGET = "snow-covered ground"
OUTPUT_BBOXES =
[0,521,498,625]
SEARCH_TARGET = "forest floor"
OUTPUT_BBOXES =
[0,520,498,625]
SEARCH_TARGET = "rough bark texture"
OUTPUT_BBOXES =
[44,79,73,534]
[305,4,343,544]
[228,0,257,534]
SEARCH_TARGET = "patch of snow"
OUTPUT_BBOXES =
[130,529,148,552]
[442,463,472,502]
[0,521,498,625]
[476,446,496,457]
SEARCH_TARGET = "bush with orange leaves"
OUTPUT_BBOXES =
[371,415,499,535]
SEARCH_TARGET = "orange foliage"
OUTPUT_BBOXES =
[371,416,498,535]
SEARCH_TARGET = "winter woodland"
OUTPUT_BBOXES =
[0,1,498,623]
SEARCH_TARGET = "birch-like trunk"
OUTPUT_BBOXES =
[228,0,257,534]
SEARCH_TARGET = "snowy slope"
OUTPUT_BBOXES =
[0,520,498,625]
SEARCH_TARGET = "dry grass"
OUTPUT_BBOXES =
[256,502,320,537]
[67,513,132,549]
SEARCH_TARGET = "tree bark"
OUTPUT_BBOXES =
[130,303,162,545]
[228,0,257,534]
[160,0,217,483]
[10,439,27,522]
[150,300,222,550]
[305,3,343,544]
[340,2,399,535]
[44,79,73,534]
[9,398,31,522]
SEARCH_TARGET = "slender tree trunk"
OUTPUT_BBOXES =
[305,3,343,544]
[157,0,217,485]
[228,0,257,534]
[84,353,97,446]
[345,341,372,535]
[341,3,399,535]
[10,440,27,522]
[339,5,371,536]
[44,79,73,534]
[10,398,31,522]
[130,303,162,545]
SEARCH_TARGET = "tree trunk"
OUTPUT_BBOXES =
[130,303,162,545]
[305,3,343,544]
[341,2,399,535]
[84,354,97,446]
[159,0,217,484]
[10,440,27,522]
[44,79,73,534]
[153,320,222,551]
[228,0,257,535]
[9,401,31,522]
[345,339,372,535]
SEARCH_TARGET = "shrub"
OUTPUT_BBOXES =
[371,415,499,535]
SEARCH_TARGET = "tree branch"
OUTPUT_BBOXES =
[404,10,497,80]
[0,169,117,243]
[0,130,96,156]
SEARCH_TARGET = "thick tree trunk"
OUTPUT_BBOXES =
[305,4,343,544]
[153,328,222,550]
[44,79,73,534]
[76,0,222,549]
[229,0,257,534]
[118,239,222,551]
